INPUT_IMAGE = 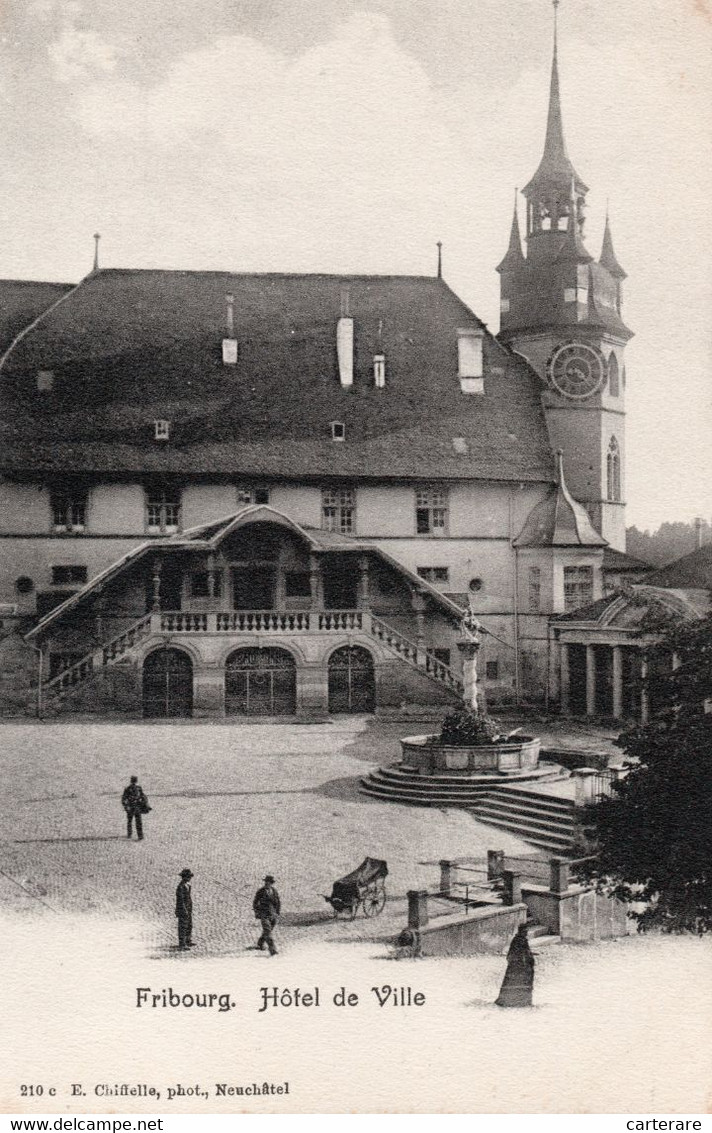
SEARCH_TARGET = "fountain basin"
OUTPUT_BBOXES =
[401,733,541,776]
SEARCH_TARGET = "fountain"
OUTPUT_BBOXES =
[361,602,555,805]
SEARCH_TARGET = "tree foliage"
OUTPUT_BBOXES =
[578,612,712,933]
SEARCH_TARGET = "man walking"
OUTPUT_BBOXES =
[175,868,194,949]
[121,775,149,840]
[253,874,280,956]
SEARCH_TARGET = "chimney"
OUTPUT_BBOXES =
[457,327,484,393]
[695,516,704,549]
[337,283,353,388]
[222,292,238,364]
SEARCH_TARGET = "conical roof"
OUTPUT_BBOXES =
[514,452,607,547]
[496,196,526,273]
[523,32,587,197]
[599,213,627,279]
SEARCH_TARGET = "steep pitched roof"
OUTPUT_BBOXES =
[0,280,73,353]
[644,544,712,590]
[0,269,555,483]
[513,451,607,548]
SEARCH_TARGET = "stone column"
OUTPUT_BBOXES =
[357,555,371,610]
[585,644,596,716]
[407,889,429,929]
[309,554,322,610]
[560,642,570,716]
[501,871,522,906]
[573,767,599,808]
[550,858,570,895]
[439,860,453,897]
[612,645,623,719]
[151,557,162,612]
[640,654,649,724]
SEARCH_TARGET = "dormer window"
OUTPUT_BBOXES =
[331,421,346,442]
[37,370,54,392]
[373,355,386,388]
[154,420,170,441]
[457,328,484,394]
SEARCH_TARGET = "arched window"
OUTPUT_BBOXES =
[608,353,620,397]
[607,437,621,502]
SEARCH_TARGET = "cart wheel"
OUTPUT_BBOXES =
[363,887,386,918]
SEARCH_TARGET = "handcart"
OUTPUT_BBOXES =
[324,857,388,919]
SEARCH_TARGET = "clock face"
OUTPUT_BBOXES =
[547,342,607,400]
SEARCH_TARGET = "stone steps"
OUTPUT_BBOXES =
[359,762,569,809]
[470,787,579,853]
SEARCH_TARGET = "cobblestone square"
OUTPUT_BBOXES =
[1,717,540,950]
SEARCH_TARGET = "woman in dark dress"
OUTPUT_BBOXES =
[495,923,535,1007]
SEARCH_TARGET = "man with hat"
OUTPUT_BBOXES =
[253,874,280,956]
[175,868,194,949]
[121,775,149,840]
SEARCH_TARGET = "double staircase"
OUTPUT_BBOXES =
[41,608,463,706]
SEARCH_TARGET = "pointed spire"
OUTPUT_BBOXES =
[557,175,592,263]
[436,241,443,278]
[523,2,587,198]
[92,233,100,273]
[496,191,526,273]
[599,209,627,279]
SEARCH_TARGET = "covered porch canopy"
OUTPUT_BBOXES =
[26,504,465,649]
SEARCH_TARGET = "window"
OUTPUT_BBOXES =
[500,298,510,313]
[563,565,594,612]
[51,565,88,586]
[236,485,270,506]
[154,419,170,441]
[415,487,448,536]
[417,566,450,584]
[190,571,222,598]
[37,370,54,391]
[528,566,541,613]
[331,421,346,442]
[607,437,621,502]
[608,354,620,397]
[52,493,86,533]
[322,487,355,534]
[285,571,312,598]
[485,660,499,680]
[146,489,181,534]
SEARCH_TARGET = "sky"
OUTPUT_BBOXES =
[1,0,710,531]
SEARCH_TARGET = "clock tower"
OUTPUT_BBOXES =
[497,3,632,552]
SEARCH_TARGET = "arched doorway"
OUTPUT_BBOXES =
[225,647,296,716]
[142,648,193,718]
[328,646,375,714]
